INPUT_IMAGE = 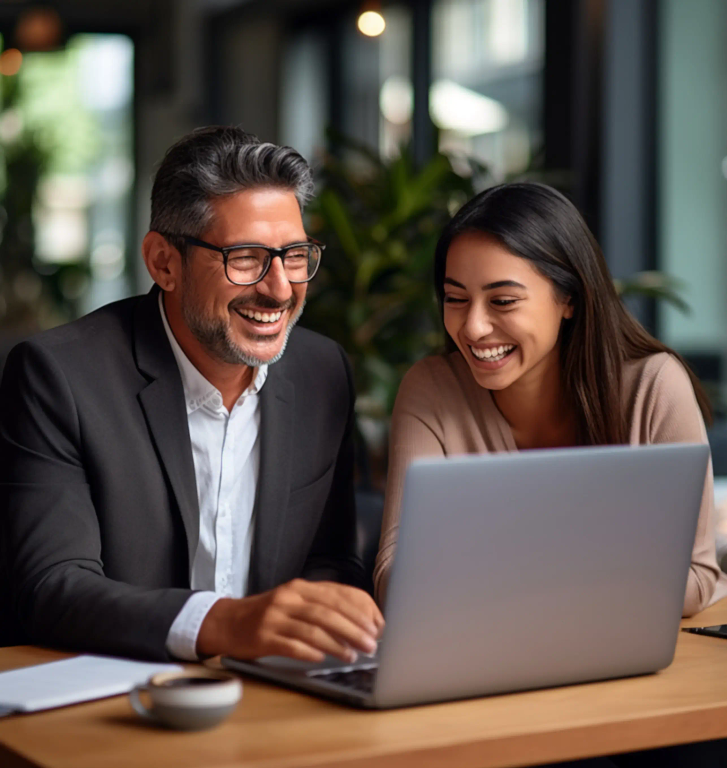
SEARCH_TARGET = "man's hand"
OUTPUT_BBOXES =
[196,580,385,662]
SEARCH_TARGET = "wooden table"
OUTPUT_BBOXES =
[1,601,726,768]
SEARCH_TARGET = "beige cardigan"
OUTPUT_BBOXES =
[374,351,723,616]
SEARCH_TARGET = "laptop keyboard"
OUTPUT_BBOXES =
[307,665,378,694]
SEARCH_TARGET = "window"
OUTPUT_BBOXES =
[432,0,544,178]
[0,33,134,327]
[658,0,727,394]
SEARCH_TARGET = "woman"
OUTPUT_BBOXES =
[373,182,722,615]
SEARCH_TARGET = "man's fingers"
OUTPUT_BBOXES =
[369,603,385,633]
[278,617,359,662]
[265,636,326,663]
[296,579,383,629]
[288,602,378,656]
[296,581,384,637]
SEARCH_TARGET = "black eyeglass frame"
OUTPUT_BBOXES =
[169,234,325,286]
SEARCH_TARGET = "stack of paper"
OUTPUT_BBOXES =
[0,655,182,715]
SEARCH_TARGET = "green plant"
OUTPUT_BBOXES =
[613,270,690,314]
[303,137,486,445]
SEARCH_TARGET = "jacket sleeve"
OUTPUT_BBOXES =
[301,344,366,590]
[0,340,193,660]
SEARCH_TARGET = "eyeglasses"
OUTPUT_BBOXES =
[169,234,325,286]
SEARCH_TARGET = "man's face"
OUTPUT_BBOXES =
[180,188,308,367]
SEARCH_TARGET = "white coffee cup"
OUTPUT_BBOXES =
[129,669,242,730]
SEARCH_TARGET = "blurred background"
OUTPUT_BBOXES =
[0,0,726,502]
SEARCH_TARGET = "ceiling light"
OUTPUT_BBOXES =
[358,9,385,37]
[430,80,509,136]
[14,6,64,52]
[380,77,509,137]
[380,76,413,124]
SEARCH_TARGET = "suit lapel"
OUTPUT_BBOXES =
[248,364,294,594]
[134,287,200,573]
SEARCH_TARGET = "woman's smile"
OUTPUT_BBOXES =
[468,343,518,368]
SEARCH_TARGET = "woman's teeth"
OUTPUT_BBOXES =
[470,344,515,362]
[239,309,283,323]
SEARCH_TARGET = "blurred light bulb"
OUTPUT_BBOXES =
[15,7,63,52]
[380,76,413,124]
[358,11,386,37]
[0,49,22,76]
[430,80,509,136]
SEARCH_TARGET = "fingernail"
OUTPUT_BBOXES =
[346,649,358,664]
[363,637,377,655]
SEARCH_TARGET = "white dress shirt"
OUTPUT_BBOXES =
[158,294,268,660]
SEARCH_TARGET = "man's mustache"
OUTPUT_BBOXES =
[230,296,296,312]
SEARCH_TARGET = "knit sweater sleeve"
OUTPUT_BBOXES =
[641,354,720,616]
[373,359,446,606]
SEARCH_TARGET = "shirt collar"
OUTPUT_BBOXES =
[158,292,268,415]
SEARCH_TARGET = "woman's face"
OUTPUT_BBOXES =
[443,231,573,392]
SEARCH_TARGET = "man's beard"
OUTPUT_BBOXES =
[181,276,305,367]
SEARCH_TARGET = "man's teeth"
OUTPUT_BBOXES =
[239,309,283,323]
[470,344,515,362]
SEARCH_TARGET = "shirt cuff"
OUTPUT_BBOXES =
[166,591,222,661]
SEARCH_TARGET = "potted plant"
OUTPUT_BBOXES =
[304,137,488,467]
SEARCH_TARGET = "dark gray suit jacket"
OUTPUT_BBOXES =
[0,287,364,659]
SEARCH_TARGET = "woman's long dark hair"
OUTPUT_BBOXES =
[434,182,712,445]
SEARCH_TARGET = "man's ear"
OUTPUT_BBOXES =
[142,231,181,291]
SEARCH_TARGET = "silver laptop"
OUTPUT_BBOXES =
[223,443,708,709]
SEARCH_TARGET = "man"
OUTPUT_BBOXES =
[0,126,383,661]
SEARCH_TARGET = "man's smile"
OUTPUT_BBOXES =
[233,305,288,336]
[231,295,297,338]
[237,308,283,324]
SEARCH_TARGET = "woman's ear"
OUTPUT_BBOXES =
[562,296,575,320]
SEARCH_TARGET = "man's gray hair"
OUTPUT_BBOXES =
[149,126,314,254]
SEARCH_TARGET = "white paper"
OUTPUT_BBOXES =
[0,654,183,713]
